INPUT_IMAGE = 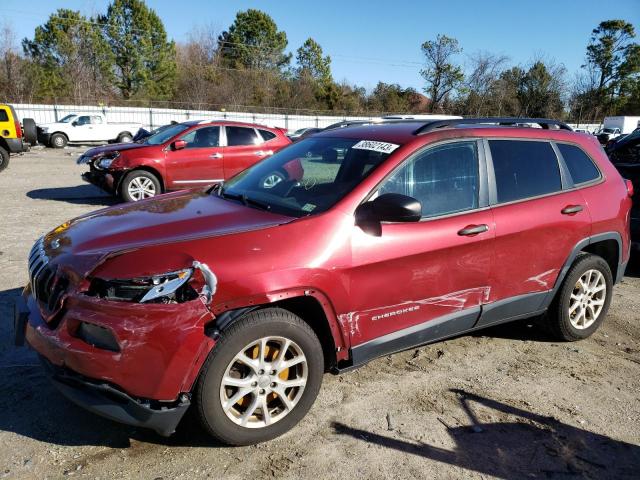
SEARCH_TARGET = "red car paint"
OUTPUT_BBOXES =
[79,120,290,197]
[21,121,631,422]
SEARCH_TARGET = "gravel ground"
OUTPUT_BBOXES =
[0,147,639,479]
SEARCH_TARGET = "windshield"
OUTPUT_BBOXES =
[59,114,77,123]
[220,136,398,217]
[145,123,190,145]
[603,128,617,134]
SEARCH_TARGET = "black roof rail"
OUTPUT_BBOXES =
[413,117,573,135]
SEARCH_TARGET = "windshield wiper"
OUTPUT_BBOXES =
[219,189,271,211]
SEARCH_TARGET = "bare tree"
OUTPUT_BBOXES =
[463,51,509,116]
[420,35,464,112]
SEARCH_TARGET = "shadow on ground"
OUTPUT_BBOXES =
[333,389,640,479]
[27,185,117,206]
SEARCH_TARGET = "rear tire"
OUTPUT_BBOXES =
[0,147,9,172]
[545,253,613,341]
[49,133,67,148]
[22,118,37,145]
[194,308,324,446]
[120,170,161,202]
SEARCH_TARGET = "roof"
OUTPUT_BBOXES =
[314,117,575,145]
[181,119,282,130]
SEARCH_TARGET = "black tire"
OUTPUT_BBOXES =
[49,133,67,149]
[546,253,613,341]
[0,147,9,173]
[22,118,37,145]
[120,170,161,202]
[194,308,324,446]
[117,132,133,143]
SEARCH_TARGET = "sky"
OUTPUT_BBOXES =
[1,0,639,92]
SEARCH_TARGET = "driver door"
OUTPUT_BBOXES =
[72,115,94,141]
[346,140,495,359]
[165,126,224,189]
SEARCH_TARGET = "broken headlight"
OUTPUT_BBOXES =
[94,151,121,169]
[87,268,198,304]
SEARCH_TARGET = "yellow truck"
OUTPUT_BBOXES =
[0,103,36,172]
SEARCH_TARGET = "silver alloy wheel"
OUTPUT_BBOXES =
[569,269,606,329]
[219,336,308,429]
[127,176,156,201]
[53,136,65,147]
[262,172,284,189]
[120,135,132,143]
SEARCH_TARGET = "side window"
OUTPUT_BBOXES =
[378,141,479,218]
[76,116,91,126]
[557,144,600,184]
[181,126,220,148]
[0,109,9,122]
[91,116,103,124]
[489,140,561,203]
[226,126,260,146]
[258,129,277,141]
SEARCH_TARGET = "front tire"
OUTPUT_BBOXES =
[117,132,133,143]
[120,170,161,202]
[194,308,324,446]
[0,147,9,172]
[49,133,67,148]
[546,253,613,341]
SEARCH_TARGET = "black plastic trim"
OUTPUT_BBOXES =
[350,308,480,367]
[475,291,549,328]
[41,357,189,437]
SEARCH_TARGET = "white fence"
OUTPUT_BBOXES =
[12,102,602,134]
[12,103,375,133]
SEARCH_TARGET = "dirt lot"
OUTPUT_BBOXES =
[0,147,639,479]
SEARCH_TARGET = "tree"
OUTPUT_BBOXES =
[420,35,464,112]
[296,38,332,84]
[517,61,566,118]
[102,0,177,100]
[0,22,37,101]
[22,9,112,102]
[461,51,509,116]
[368,82,421,113]
[218,9,290,71]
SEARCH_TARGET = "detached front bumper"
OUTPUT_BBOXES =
[41,356,190,436]
[81,169,123,195]
[17,288,216,435]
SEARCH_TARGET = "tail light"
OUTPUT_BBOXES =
[14,120,22,138]
[625,179,634,197]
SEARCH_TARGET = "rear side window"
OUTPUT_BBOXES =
[489,140,561,203]
[557,144,600,184]
[0,109,8,122]
[258,129,277,141]
[226,126,260,146]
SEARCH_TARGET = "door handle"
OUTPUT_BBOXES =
[209,153,223,159]
[254,150,273,156]
[561,205,583,215]
[457,224,489,236]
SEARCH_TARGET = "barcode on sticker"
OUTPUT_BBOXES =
[352,140,400,154]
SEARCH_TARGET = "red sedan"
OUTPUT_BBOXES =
[78,120,291,201]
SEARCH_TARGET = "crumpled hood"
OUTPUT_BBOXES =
[77,142,151,163]
[46,190,294,260]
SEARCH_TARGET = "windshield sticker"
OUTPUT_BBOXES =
[301,203,316,212]
[352,140,400,154]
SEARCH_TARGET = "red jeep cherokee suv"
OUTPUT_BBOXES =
[16,117,632,445]
[78,120,291,202]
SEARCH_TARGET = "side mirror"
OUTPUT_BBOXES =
[172,140,187,150]
[72,121,78,127]
[355,193,422,236]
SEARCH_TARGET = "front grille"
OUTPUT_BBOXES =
[28,237,68,315]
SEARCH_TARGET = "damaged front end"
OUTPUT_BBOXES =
[85,261,218,307]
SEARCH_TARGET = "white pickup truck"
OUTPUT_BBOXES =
[37,113,141,148]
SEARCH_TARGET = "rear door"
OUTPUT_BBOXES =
[164,125,224,189]
[479,138,592,326]
[0,106,14,138]
[223,126,271,179]
[347,140,495,353]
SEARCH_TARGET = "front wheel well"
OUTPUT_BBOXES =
[581,239,619,280]
[117,166,164,194]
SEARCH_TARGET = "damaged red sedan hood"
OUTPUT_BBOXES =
[48,190,294,257]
